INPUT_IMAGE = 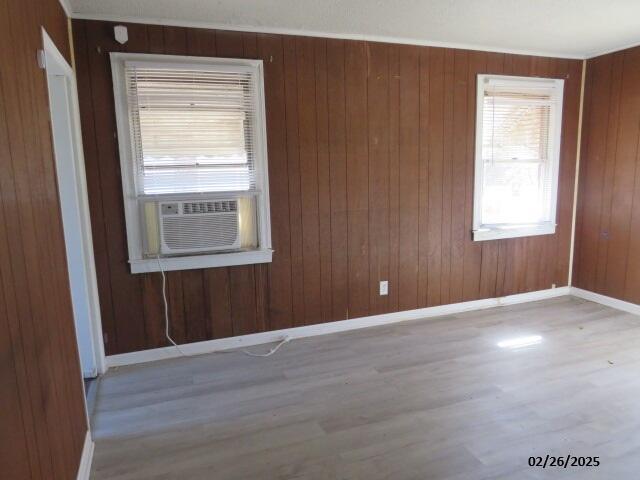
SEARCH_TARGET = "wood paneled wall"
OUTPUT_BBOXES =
[574,46,640,302]
[73,20,582,356]
[0,1,88,479]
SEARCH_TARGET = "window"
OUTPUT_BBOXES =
[111,53,271,273]
[473,74,564,241]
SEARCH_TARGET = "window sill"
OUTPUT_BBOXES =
[473,223,556,242]
[129,249,273,274]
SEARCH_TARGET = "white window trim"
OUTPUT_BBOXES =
[473,74,564,242]
[110,52,272,273]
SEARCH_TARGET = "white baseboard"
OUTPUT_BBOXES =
[76,430,94,480]
[106,286,570,368]
[570,287,640,316]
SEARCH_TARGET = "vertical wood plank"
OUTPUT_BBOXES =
[595,53,624,293]
[254,264,269,332]
[417,47,430,307]
[204,268,233,338]
[345,40,370,318]
[282,36,306,326]
[182,271,207,342]
[314,38,334,322]
[326,39,349,321]
[186,27,217,56]
[0,287,32,479]
[387,45,401,313]
[449,50,469,304]
[367,42,390,315]
[167,271,186,343]
[242,32,258,57]
[163,26,187,54]
[296,36,323,325]
[230,266,258,335]
[215,30,245,57]
[440,49,455,304]
[427,47,444,306]
[147,25,165,53]
[142,274,166,348]
[397,45,420,311]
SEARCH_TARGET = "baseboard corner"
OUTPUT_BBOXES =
[76,430,94,480]
[570,287,640,316]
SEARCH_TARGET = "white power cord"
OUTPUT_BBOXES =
[157,255,189,357]
[156,255,290,358]
[242,336,291,357]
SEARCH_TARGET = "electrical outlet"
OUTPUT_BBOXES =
[379,280,388,296]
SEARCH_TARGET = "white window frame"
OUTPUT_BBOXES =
[473,74,564,242]
[111,52,272,273]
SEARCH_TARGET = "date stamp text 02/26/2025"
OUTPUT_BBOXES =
[528,455,600,469]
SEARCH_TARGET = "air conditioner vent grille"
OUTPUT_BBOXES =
[158,199,241,254]
[183,200,237,215]
[163,214,238,250]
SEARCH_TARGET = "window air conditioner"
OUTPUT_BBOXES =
[158,199,241,255]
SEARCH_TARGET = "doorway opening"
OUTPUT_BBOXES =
[42,29,105,384]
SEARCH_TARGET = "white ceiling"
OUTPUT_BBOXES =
[68,0,640,59]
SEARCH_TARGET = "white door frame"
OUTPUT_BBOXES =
[42,28,106,376]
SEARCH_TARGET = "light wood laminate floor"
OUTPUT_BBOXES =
[90,297,640,479]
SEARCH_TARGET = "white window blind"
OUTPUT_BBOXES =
[473,75,564,241]
[125,63,258,195]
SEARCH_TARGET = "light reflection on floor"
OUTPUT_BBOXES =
[497,334,543,349]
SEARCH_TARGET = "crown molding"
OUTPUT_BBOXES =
[69,12,587,60]
[584,40,640,60]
